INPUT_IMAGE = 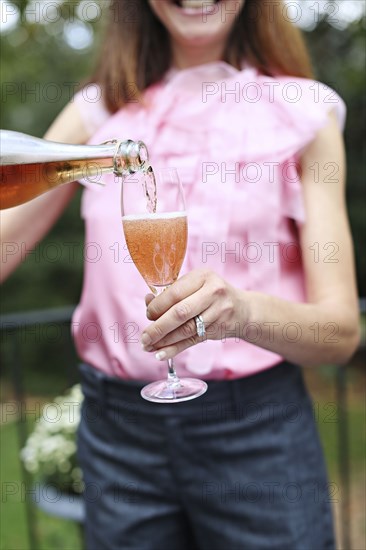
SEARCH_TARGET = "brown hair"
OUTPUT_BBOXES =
[93,0,314,113]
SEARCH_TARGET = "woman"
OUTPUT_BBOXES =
[1,1,360,548]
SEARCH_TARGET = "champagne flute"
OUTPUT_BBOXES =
[121,167,208,403]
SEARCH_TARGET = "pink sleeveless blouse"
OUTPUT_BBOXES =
[72,62,345,381]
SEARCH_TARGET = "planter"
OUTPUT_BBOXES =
[31,483,85,523]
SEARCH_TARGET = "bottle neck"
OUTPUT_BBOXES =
[0,132,149,175]
[83,139,150,177]
[112,140,149,176]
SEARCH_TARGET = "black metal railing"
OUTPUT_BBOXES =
[1,306,77,549]
[1,303,365,550]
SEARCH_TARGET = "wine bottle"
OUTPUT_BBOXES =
[0,130,150,210]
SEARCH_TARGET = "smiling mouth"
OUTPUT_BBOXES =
[174,0,221,10]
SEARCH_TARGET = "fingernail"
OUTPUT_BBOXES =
[142,345,154,352]
[155,351,166,361]
[141,333,151,346]
[146,309,152,320]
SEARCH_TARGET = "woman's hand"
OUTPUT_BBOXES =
[141,269,247,361]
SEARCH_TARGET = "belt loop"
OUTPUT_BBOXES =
[79,364,108,426]
[98,376,107,412]
[230,379,240,421]
[85,363,107,411]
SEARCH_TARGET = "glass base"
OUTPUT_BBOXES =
[141,377,208,403]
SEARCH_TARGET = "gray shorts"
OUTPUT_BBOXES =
[77,361,335,550]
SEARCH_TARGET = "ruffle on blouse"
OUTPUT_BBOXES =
[77,61,345,170]
[141,62,345,162]
[80,61,345,221]
[75,62,346,377]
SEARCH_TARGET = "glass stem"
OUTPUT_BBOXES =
[166,358,181,387]
[167,358,176,376]
[154,286,182,387]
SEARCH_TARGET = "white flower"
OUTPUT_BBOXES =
[20,385,84,489]
[71,467,82,480]
[59,460,71,473]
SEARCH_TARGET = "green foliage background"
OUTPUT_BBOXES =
[1,1,365,316]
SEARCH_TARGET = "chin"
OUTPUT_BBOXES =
[175,28,225,48]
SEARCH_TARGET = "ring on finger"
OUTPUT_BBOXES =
[194,314,206,338]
